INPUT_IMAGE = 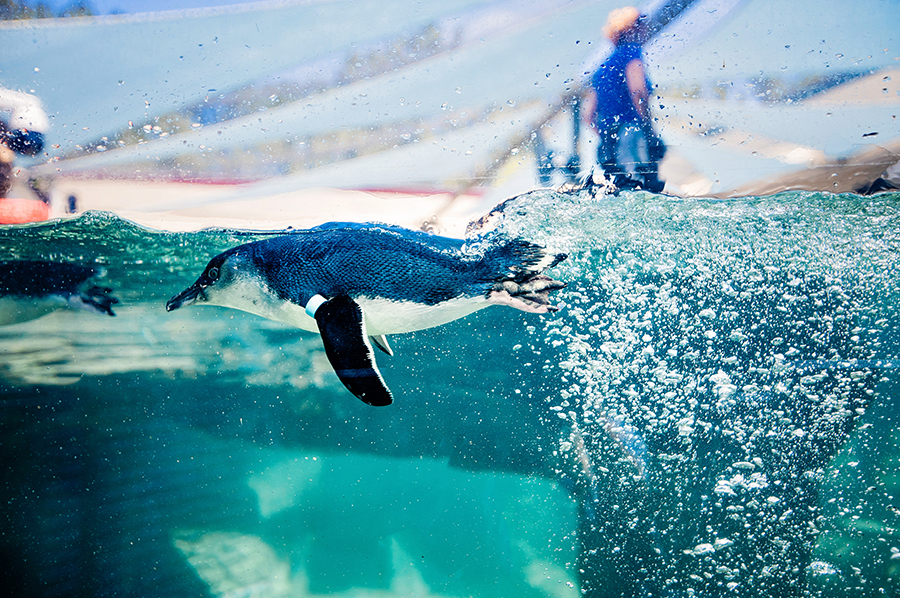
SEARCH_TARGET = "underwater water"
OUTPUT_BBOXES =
[0,188,898,597]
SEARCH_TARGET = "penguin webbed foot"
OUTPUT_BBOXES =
[369,334,394,356]
[74,285,119,317]
[489,274,567,313]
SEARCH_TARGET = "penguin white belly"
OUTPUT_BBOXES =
[220,292,489,336]
[356,295,490,336]
[206,277,490,336]
[204,277,319,333]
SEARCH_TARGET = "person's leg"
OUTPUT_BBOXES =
[29,177,51,205]
[533,129,555,186]
[0,146,13,198]
[635,124,666,193]
[597,121,636,189]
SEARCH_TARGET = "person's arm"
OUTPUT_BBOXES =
[624,58,650,121]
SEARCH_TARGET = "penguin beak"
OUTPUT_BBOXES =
[166,283,204,312]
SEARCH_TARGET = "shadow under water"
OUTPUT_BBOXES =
[0,189,898,597]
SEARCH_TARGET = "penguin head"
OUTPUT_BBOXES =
[167,248,247,311]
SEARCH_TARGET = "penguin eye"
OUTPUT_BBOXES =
[207,267,219,281]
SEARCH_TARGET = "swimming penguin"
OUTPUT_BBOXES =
[0,260,118,326]
[167,222,567,406]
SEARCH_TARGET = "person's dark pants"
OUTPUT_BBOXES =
[0,154,11,198]
[597,119,666,193]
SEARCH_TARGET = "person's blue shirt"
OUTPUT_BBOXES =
[590,42,646,127]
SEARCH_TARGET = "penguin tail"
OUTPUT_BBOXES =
[480,238,567,313]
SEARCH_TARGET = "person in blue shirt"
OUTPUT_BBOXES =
[585,7,666,193]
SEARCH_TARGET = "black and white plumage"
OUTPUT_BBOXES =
[0,260,118,326]
[166,222,567,406]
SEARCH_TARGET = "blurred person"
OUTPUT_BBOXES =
[0,88,48,199]
[584,6,666,193]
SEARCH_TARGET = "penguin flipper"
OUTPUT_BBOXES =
[313,295,393,406]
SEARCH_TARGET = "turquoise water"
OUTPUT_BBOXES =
[1,189,898,597]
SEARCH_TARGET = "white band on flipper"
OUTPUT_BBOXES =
[305,294,327,318]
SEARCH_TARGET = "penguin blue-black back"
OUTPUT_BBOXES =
[243,227,553,309]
